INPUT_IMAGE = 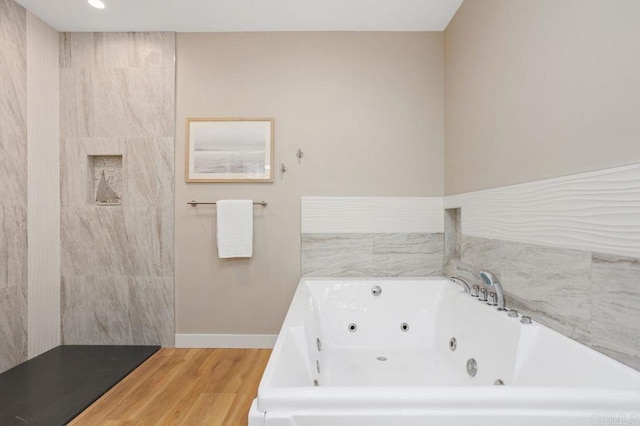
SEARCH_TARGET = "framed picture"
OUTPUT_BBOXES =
[185,118,274,183]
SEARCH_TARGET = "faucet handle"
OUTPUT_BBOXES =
[487,292,498,306]
[478,288,488,302]
[470,285,480,297]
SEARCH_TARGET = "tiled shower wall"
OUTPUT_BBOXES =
[444,164,640,371]
[301,197,444,276]
[60,33,175,346]
[0,0,28,372]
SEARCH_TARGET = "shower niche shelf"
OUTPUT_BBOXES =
[89,155,123,206]
[444,207,461,262]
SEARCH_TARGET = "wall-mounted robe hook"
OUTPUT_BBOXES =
[296,148,304,159]
[280,163,287,172]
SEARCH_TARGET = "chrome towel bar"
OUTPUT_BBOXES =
[187,200,268,207]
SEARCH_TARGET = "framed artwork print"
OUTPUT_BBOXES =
[185,118,274,183]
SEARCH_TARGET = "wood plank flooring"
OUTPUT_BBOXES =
[69,348,271,426]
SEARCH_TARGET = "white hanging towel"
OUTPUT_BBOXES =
[216,200,253,258]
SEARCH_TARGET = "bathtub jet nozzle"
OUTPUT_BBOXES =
[466,358,478,377]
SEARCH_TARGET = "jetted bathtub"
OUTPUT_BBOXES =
[249,277,640,426]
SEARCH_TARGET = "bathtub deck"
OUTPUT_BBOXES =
[322,347,463,386]
[70,348,271,426]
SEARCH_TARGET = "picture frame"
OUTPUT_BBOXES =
[185,118,274,183]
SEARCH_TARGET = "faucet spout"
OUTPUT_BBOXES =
[479,270,506,311]
[448,276,470,293]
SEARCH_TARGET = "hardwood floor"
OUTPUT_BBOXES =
[69,348,271,426]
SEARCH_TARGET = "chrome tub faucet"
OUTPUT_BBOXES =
[448,276,470,293]
[479,270,507,311]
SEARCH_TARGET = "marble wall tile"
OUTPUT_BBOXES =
[0,286,27,373]
[0,135,27,206]
[162,66,176,132]
[124,137,174,207]
[453,236,592,344]
[95,33,141,69]
[122,207,164,275]
[129,277,174,347]
[302,233,443,277]
[61,68,169,138]
[60,32,175,347]
[61,207,166,277]
[59,33,95,69]
[461,235,503,273]
[161,33,176,68]
[61,207,128,276]
[59,68,91,138]
[0,205,27,290]
[160,197,175,277]
[0,0,26,59]
[0,0,27,207]
[61,275,174,346]
[591,253,640,370]
[95,68,167,138]
[447,234,640,371]
[130,32,175,69]
[60,32,175,70]
[0,0,27,373]
[500,240,592,344]
[443,258,478,284]
[302,233,374,277]
[61,275,132,345]
[372,233,443,276]
[0,0,26,119]
[135,33,174,68]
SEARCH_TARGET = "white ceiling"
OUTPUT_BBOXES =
[15,0,463,32]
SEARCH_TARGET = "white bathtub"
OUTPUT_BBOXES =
[249,277,640,426]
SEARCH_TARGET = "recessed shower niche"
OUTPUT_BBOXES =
[89,155,123,206]
[444,207,461,263]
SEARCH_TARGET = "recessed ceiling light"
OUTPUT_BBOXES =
[88,0,105,9]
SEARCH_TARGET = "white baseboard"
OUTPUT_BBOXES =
[175,333,277,349]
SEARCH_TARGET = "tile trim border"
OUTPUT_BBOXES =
[27,12,61,359]
[302,196,444,234]
[445,163,640,259]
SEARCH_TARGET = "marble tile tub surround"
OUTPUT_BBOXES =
[60,32,175,347]
[303,233,443,277]
[444,238,640,371]
[445,237,593,345]
[0,0,28,373]
[301,197,444,276]
[443,163,640,371]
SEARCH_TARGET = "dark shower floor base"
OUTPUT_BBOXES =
[0,345,159,426]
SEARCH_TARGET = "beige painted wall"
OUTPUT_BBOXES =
[175,32,444,335]
[445,0,640,195]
